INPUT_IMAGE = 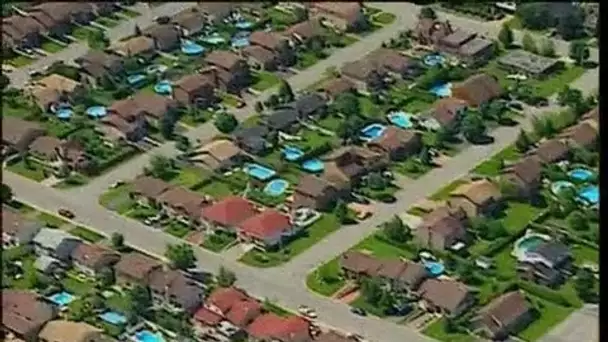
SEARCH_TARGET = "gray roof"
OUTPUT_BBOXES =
[533,241,570,264]
[458,37,493,57]
[33,228,80,250]
[498,50,559,75]
[293,93,327,116]
[440,29,475,46]
[35,255,60,272]
[234,125,269,139]
[264,108,300,130]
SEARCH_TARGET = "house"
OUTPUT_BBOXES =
[238,210,294,249]
[368,127,422,161]
[157,187,209,225]
[366,48,419,79]
[452,74,503,107]
[129,176,172,207]
[205,287,262,328]
[2,15,44,50]
[339,251,382,279]
[293,175,341,211]
[263,108,301,133]
[110,92,177,126]
[448,179,503,218]
[472,291,534,340]
[204,50,251,94]
[309,2,367,32]
[2,290,57,342]
[414,18,454,45]
[437,29,494,65]
[418,278,474,316]
[144,24,181,52]
[173,72,218,108]
[242,45,279,71]
[247,30,295,68]
[291,93,328,118]
[503,155,543,198]
[91,2,120,17]
[414,206,467,251]
[193,306,224,330]
[517,241,572,287]
[70,243,120,277]
[172,8,207,37]
[318,77,356,101]
[149,268,204,313]
[233,125,270,155]
[38,320,108,342]
[558,121,598,149]
[247,313,312,342]
[2,206,42,248]
[75,50,124,84]
[110,36,156,59]
[249,30,291,56]
[29,137,90,173]
[197,2,235,25]
[190,140,244,172]
[31,73,85,107]
[99,113,148,142]
[498,50,560,78]
[322,146,389,189]
[531,139,569,164]
[284,19,323,45]
[29,3,72,37]
[114,252,163,288]
[35,255,62,275]
[340,59,387,92]
[32,228,82,262]
[200,196,257,233]
[424,97,469,131]
[2,117,45,155]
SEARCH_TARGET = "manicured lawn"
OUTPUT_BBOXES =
[359,96,383,119]
[305,257,345,297]
[317,115,343,131]
[7,160,47,181]
[69,226,105,243]
[517,296,573,342]
[403,98,433,113]
[96,17,120,28]
[164,221,191,238]
[341,35,359,46]
[350,295,389,317]
[196,179,235,200]
[472,144,521,176]
[36,212,69,228]
[99,184,136,214]
[219,93,243,108]
[239,214,340,267]
[41,39,66,53]
[62,275,94,296]
[296,51,321,70]
[105,292,132,315]
[6,54,36,67]
[372,12,396,25]
[352,233,416,260]
[201,232,236,252]
[429,179,468,201]
[423,318,477,342]
[571,244,599,265]
[406,207,429,217]
[499,202,544,234]
[169,167,211,189]
[251,71,281,91]
[533,66,585,98]
[71,26,102,40]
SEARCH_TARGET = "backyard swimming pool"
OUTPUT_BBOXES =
[231,31,251,48]
[245,163,277,181]
[568,168,594,182]
[127,73,146,86]
[512,231,551,260]
[578,185,599,205]
[200,33,227,45]
[301,159,324,173]
[235,20,254,29]
[56,108,73,119]
[47,291,75,307]
[99,311,127,325]
[360,123,386,141]
[264,179,289,196]
[282,145,305,161]
[423,261,445,277]
[132,329,165,342]
[181,40,205,55]
[429,82,452,97]
[86,105,107,118]
[423,53,445,67]
[387,111,414,129]
[154,80,172,95]
[550,180,575,196]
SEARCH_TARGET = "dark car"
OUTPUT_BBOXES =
[350,307,367,316]
[58,208,75,219]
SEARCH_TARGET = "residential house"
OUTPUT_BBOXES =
[517,241,572,287]
[1,117,45,155]
[249,31,293,62]
[558,121,598,149]
[423,97,468,131]
[452,74,503,107]
[204,50,251,94]
[472,291,534,340]
[157,187,209,226]
[503,155,543,198]
[200,196,258,233]
[110,36,156,59]
[205,287,262,328]
[2,206,42,248]
[368,127,422,161]
[197,2,235,25]
[322,146,389,189]
[447,179,503,218]
[28,137,90,174]
[193,306,224,331]
[32,228,82,262]
[91,2,120,17]
[31,73,85,108]
[284,19,323,46]
[29,3,72,37]
[291,93,328,118]
[2,15,44,50]
[242,45,280,71]
[129,176,172,207]
[148,268,204,313]
[70,243,120,277]
[75,50,124,84]
[340,58,388,92]
[131,91,178,126]
[233,125,270,155]
[99,113,148,142]
[414,206,467,251]
[172,8,207,37]
[263,107,302,133]
[437,29,494,65]
[247,313,312,342]
[143,24,181,52]
[417,278,474,316]
[2,290,57,342]
[173,72,218,108]
[35,255,62,275]
[114,252,163,288]
[293,175,341,211]
[309,2,367,32]
[414,18,454,45]
[339,251,382,279]
[237,210,294,250]
[498,50,560,78]
[366,48,419,79]
[38,320,108,342]
[531,139,569,164]
[189,139,245,172]
[317,77,356,101]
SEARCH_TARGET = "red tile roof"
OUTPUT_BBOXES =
[193,306,223,326]
[225,299,262,327]
[247,313,311,342]
[238,210,291,239]
[206,287,250,314]
[201,196,257,227]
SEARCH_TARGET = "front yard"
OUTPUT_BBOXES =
[472,144,521,176]
[6,159,48,182]
[41,39,66,53]
[305,257,344,297]
[251,71,281,92]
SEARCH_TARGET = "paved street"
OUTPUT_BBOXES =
[539,305,598,342]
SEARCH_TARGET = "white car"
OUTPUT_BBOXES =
[298,306,317,319]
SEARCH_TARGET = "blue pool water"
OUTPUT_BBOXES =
[568,168,594,182]
[127,74,146,85]
[578,185,599,205]
[99,311,127,325]
[235,20,253,29]
[133,330,165,342]
[47,291,75,307]
[301,159,324,173]
[360,123,386,141]
[282,145,305,161]
[264,179,289,196]
[154,80,172,95]
[181,40,205,55]
[429,82,452,97]
[231,32,251,48]
[86,105,107,118]
[201,33,227,45]
[517,235,546,254]
[423,54,445,67]
[245,163,277,181]
[423,261,445,277]
[550,180,575,196]
[387,111,414,129]
[56,108,73,119]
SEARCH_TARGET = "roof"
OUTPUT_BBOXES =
[249,31,286,51]
[114,252,162,282]
[450,179,502,206]
[265,108,301,130]
[319,77,356,98]
[33,228,80,250]
[3,15,43,42]
[340,251,382,275]
[367,48,414,73]
[506,155,542,185]
[2,206,40,236]
[560,121,598,147]
[100,114,138,137]
[130,176,172,198]
[201,196,257,227]
[498,50,559,75]
[2,290,55,337]
[453,73,503,107]
[199,139,241,162]
[193,307,223,326]
[38,320,102,342]
[148,269,203,305]
[371,126,421,153]
[311,2,363,24]
[207,287,256,316]
[30,86,62,110]
[293,93,327,116]
[531,241,570,264]
[131,91,177,120]
[172,9,206,33]
[285,19,321,41]
[415,18,453,43]
[197,2,234,17]
[239,210,291,239]
[458,37,493,57]
[225,299,262,327]
[582,107,598,123]
[243,45,277,64]
[420,207,466,238]
[440,29,476,47]
[205,50,243,71]
[157,187,207,217]
[77,50,122,70]
[477,291,531,336]
[29,135,62,159]
[432,97,468,126]
[35,255,60,272]
[247,313,311,342]
[112,36,155,56]
[296,175,336,197]
[175,73,217,93]
[109,98,142,121]
[233,125,269,150]
[341,59,383,82]
[533,139,569,163]
[144,24,180,47]
[70,243,119,269]
[35,74,81,94]
[418,278,471,312]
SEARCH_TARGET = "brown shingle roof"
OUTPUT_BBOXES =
[2,290,56,337]
[450,179,502,206]
[3,15,43,41]
[367,48,414,73]
[249,31,285,51]
[130,176,171,199]
[29,135,62,159]
[112,36,155,56]
[341,59,383,82]
[371,126,421,153]
[560,122,598,147]
[2,116,44,147]
[198,139,241,162]
[421,206,466,238]
[432,97,468,126]
[319,77,356,98]
[418,278,471,312]
[285,19,321,41]
[340,251,382,275]
[506,155,542,185]
[453,73,503,107]
[295,175,336,197]
[312,2,363,24]
[175,73,217,93]
[144,24,180,47]
[131,91,177,120]
[38,320,103,342]
[35,73,81,94]
[70,243,120,270]
[157,187,207,218]
[243,45,277,64]
[477,291,531,336]
[205,50,243,71]
[114,252,162,283]
[532,139,569,163]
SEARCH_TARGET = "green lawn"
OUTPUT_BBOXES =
[429,179,468,201]
[517,296,573,342]
[41,39,66,53]
[251,71,281,91]
[571,244,599,265]
[350,295,389,317]
[533,66,585,98]
[499,202,544,234]
[305,257,345,297]
[392,158,433,179]
[7,160,48,181]
[296,51,321,70]
[119,8,140,18]
[5,54,36,67]
[359,96,383,119]
[62,275,94,296]
[98,184,136,214]
[69,226,105,243]
[169,167,211,189]
[196,179,235,200]
[372,12,397,25]
[352,233,417,260]
[219,93,243,108]
[96,17,120,28]
[105,292,132,315]
[36,212,69,228]
[164,221,191,238]
[239,214,340,267]
[201,232,236,252]
[423,318,477,342]
[472,144,521,176]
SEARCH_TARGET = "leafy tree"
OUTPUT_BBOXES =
[531,116,556,139]
[574,268,597,302]
[481,220,508,240]
[165,243,196,270]
[366,70,386,92]
[217,266,237,287]
[497,177,519,199]
[334,199,349,224]
[175,135,191,152]
[367,172,387,191]
[378,290,395,312]
[515,129,533,153]
[497,24,514,48]
[160,111,179,139]
[360,277,383,303]
[569,40,590,66]
[461,112,487,143]
[557,86,583,107]
[278,80,294,103]
[383,216,410,243]
[0,74,9,91]
[515,3,551,31]
[521,33,537,53]
[127,285,152,315]
[214,112,238,133]
[87,29,109,50]
[457,260,481,285]
[111,233,125,250]
[539,39,556,57]
[567,211,588,231]
[333,92,360,118]
[1,183,13,203]
[68,299,93,321]
[254,101,264,113]
[556,9,585,41]
[146,155,175,180]
[336,116,364,144]
[96,267,115,288]
[419,146,432,166]
[265,94,280,108]
[419,7,437,20]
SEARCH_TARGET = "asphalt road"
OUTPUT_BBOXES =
[539,305,598,342]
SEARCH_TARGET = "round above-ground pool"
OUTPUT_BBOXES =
[387,111,414,129]
[145,64,168,74]
[423,261,445,277]
[234,20,253,29]
[512,231,551,260]
[423,53,445,67]
[127,73,146,85]
[282,145,304,161]
[231,31,251,48]
[200,33,227,45]
[360,123,386,141]
[550,180,575,196]
[429,82,452,97]
[264,179,289,196]
[86,105,107,118]
[568,168,594,182]
[301,159,324,173]
[154,80,172,95]
[578,185,599,205]
[181,40,205,55]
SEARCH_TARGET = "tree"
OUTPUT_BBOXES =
[111,233,124,250]
[87,29,109,50]
[383,216,410,243]
[165,243,196,270]
[515,129,533,153]
[96,267,115,288]
[265,94,280,108]
[334,199,349,224]
[146,155,175,180]
[419,7,437,20]
[574,268,597,302]
[0,74,9,91]
[515,3,551,31]
[1,183,13,203]
[360,277,383,304]
[293,6,309,22]
[127,285,152,315]
[418,146,432,166]
[497,177,519,199]
[497,23,514,48]
[333,92,360,118]
[567,211,588,231]
[378,290,395,313]
[556,10,585,41]
[521,33,537,53]
[481,220,508,240]
[175,135,191,152]
[457,260,481,285]
[461,112,487,143]
[539,39,556,57]
[278,80,294,103]
[217,266,237,287]
[214,112,238,133]
[367,172,387,191]
[366,70,386,92]
[336,115,363,144]
[254,101,264,113]
[531,116,556,139]
[557,86,583,107]
[569,41,590,66]
[160,110,178,139]
[68,298,93,322]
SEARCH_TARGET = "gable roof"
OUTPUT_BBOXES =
[157,187,207,218]
[450,179,502,206]
[175,73,217,93]
[532,139,569,163]
[3,15,43,42]
[477,291,531,336]
[114,252,162,282]
[148,268,203,306]
[341,59,384,82]
[420,207,466,238]
[33,228,81,250]
[367,48,414,73]
[370,126,420,153]
[560,121,598,147]
[249,31,285,51]
[172,9,206,33]
[506,155,542,185]
[293,93,327,116]
[70,243,120,269]
[38,320,103,342]
[238,210,291,239]
[264,108,301,130]
[131,91,177,120]
[453,73,503,107]
[144,24,180,47]
[311,2,363,24]
[247,313,311,342]
[340,251,382,275]
[130,176,172,199]
[112,36,155,56]
[35,73,81,94]
[206,287,259,323]
[243,45,277,64]
[205,50,243,71]
[285,19,321,41]
[2,117,44,146]
[418,278,471,312]
[2,290,56,337]
[201,196,257,226]
[432,97,468,126]
[193,306,223,326]
[29,135,62,159]
[295,175,336,197]
[319,77,356,98]
[198,139,241,162]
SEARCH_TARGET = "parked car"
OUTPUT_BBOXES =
[58,208,75,219]
[350,307,367,316]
